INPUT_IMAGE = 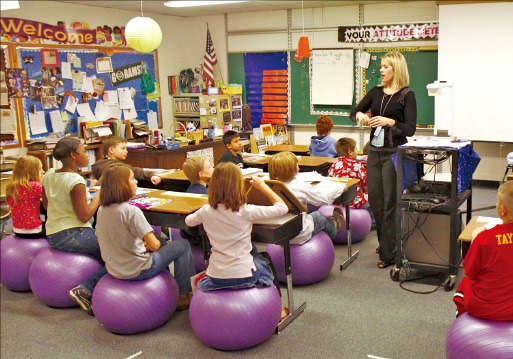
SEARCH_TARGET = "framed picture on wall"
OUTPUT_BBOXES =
[41,49,59,67]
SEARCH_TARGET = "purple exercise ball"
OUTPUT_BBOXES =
[28,248,102,308]
[191,246,206,273]
[189,286,281,350]
[266,231,335,285]
[92,271,179,334]
[0,234,49,292]
[318,205,372,244]
[445,312,513,359]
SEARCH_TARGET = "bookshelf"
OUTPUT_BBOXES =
[28,144,103,178]
[172,94,243,135]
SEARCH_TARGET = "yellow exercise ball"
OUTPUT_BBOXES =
[125,17,162,53]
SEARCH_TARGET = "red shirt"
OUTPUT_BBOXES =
[463,222,513,321]
[327,156,367,208]
[7,181,43,230]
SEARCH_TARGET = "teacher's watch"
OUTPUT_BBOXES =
[387,118,393,127]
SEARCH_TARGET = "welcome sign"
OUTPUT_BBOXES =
[1,18,96,45]
[110,62,143,85]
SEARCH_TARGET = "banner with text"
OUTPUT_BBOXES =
[338,23,438,43]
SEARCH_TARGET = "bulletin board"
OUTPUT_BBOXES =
[229,47,437,127]
[1,43,24,148]
[10,43,162,140]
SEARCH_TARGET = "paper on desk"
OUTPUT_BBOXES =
[296,171,325,182]
[92,126,112,137]
[161,191,207,198]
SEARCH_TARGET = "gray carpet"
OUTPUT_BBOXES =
[0,183,499,359]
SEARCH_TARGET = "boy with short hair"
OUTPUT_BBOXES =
[92,135,161,185]
[182,155,213,195]
[218,130,244,168]
[309,115,337,157]
[328,137,375,227]
[453,181,513,321]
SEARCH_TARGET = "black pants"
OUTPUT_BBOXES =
[367,149,397,264]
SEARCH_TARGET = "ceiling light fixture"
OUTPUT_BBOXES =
[165,1,247,8]
[125,0,162,53]
[0,1,20,10]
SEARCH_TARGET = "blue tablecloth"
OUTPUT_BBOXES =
[392,144,481,193]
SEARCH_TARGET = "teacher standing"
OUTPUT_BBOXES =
[350,52,417,269]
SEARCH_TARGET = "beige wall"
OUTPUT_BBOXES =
[2,1,510,181]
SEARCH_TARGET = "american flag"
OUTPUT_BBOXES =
[202,27,218,87]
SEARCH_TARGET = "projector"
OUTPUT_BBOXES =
[426,80,452,96]
[508,152,513,166]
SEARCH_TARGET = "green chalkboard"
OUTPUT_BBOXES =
[227,53,246,104]
[363,48,437,126]
[228,48,437,126]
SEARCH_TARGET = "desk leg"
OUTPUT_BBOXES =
[277,240,306,333]
[340,204,359,270]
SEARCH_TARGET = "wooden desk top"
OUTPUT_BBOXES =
[508,174,513,181]
[0,163,15,172]
[242,153,336,168]
[459,216,502,242]
[265,144,310,155]
[145,190,207,214]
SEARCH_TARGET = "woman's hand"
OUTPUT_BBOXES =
[356,112,370,125]
[369,116,389,128]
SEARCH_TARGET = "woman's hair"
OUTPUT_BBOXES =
[336,137,356,157]
[99,163,134,206]
[5,155,42,203]
[53,137,82,161]
[182,155,209,184]
[315,115,334,136]
[498,181,513,213]
[268,151,299,183]
[208,162,246,211]
[379,52,410,90]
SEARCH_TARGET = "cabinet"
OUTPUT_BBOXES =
[390,146,473,291]
[172,94,243,135]
[28,144,103,177]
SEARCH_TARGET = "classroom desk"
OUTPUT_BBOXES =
[265,144,310,156]
[242,153,336,174]
[139,188,305,332]
[458,216,502,243]
[149,174,360,270]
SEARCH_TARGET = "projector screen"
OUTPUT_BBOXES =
[438,2,513,142]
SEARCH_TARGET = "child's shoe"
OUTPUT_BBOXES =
[176,292,193,311]
[332,207,345,233]
[69,286,94,315]
[280,306,289,321]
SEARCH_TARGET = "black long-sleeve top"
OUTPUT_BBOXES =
[350,86,417,148]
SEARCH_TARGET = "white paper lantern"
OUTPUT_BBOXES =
[125,16,162,53]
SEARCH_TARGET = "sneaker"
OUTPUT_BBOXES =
[332,207,345,233]
[176,292,193,311]
[69,286,94,315]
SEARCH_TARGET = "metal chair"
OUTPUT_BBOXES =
[501,152,513,184]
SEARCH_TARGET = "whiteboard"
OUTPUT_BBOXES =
[311,49,353,106]
[438,3,513,143]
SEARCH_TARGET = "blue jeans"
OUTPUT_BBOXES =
[47,227,107,295]
[311,211,338,239]
[199,252,274,292]
[130,237,195,294]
